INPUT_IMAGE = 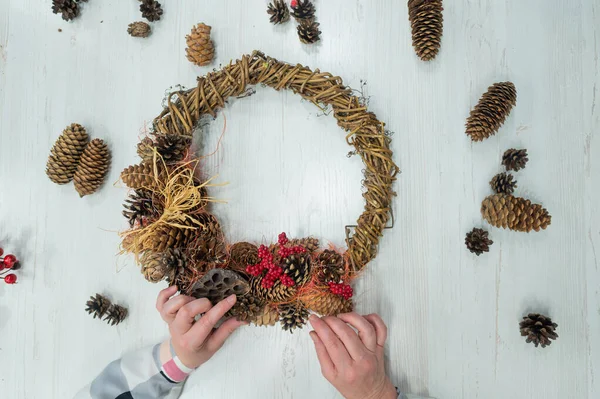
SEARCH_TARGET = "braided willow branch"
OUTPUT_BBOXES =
[152,51,399,271]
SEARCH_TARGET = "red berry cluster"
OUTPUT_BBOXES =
[246,233,307,289]
[0,246,19,285]
[328,282,353,300]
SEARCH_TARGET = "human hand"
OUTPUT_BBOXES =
[156,285,246,369]
[309,313,397,399]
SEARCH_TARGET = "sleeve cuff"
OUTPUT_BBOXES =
[161,356,194,383]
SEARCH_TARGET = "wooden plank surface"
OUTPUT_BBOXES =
[0,1,598,398]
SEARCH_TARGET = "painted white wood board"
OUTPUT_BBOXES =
[0,0,598,398]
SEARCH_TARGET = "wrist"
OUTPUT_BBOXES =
[159,340,194,383]
[379,380,398,399]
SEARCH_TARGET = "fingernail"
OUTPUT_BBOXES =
[227,294,236,304]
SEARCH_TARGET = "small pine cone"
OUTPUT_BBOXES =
[297,20,321,44]
[52,0,79,21]
[104,304,128,326]
[519,313,558,348]
[267,0,290,24]
[289,237,320,252]
[502,148,529,172]
[317,250,345,283]
[279,302,309,333]
[301,291,353,316]
[252,305,279,327]
[162,248,188,279]
[250,276,297,303]
[121,162,161,190]
[46,123,89,184]
[137,138,155,161]
[153,134,191,163]
[122,189,162,228]
[282,254,311,286]
[466,82,517,142]
[140,0,163,22]
[193,234,228,265]
[490,172,517,195]
[73,139,111,197]
[291,0,315,22]
[128,21,151,38]
[186,23,215,67]
[229,295,264,322]
[481,194,551,233]
[140,251,170,283]
[464,228,493,256]
[408,0,443,61]
[229,242,259,270]
[85,293,111,319]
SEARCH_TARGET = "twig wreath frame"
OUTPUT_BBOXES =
[120,51,398,331]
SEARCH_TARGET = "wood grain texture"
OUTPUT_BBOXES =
[0,1,598,398]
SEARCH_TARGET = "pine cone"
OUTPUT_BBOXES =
[46,123,89,184]
[73,138,111,197]
[229,242,259,270]
[52,0,79,21]
[490,172,517,195]
[121,162,161,190]
[297,20,321,44]
[267,0,290,24]
[250,276,297,303]
[186,23,215,67]
[140,0,163,22]
[301,291,353,316]
[85,293,111,319]
[316,250,345,283]
[408,0,443,61]
[279,302,309,333]
[122,189,162,228]
[502,148,528,172]
[291,0,315,22]
[519,313,558,348]
[252,305,279,326]
[289,237,320,252]
[481,194,551,232]
[193,234,228,264]
[466,82,517,142]
[153,134,191,163]
[104,304,128,326]
[149,218,198,252]
[229,295,264,322]
[282,254,311,286]
[140,251,170,282]
[464,228,493,256]
[190,268,250,303]
[128,21,151,38]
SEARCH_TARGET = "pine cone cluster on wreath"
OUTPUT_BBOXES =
[408,0,444,61]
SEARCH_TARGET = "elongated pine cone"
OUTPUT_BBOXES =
[121,162,160,190]
[466,82,517,141]
[73,138,110,197]
[267,0,290,24]
[46,123,89,184]
[252,305,279,327]
[251,276,296,303]
[297,20,321,44]
[464,228,493,256]
[291,0,315,22]
[490,172,517,195]
[408,0,444,61]
[85,293,111,319]
[502,148,528,172]
[52,0,79,21]
[128,21,151,38]
[279,302,309,333]
[229,242,259,270]
[104,304,128,326]
[301,291,353,316]
[186,23,214,67]
[519,313,558,348]
[481,194,551,232]
[140,251,170,283]
[140,0,163,22]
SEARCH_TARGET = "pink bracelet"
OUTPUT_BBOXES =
[161,356,194,383]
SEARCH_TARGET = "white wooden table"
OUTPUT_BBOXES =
[1,1,598,398]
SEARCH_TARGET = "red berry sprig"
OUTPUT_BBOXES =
[0,246,20,285]
[328,282,353,300]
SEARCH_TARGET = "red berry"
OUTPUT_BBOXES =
[0,247,4,256]
[291,0,298,8]
[3,254,16,268]
[278,232,289,246]
[4,273,17,284]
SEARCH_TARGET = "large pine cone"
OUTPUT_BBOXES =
[466,82,517,141]
[481,194,551,233]
[46,123,89,184]
[279,302,309,333]
[489,172,517,195]
[229,242,259,270]
[408,0,444,61]
[464,228,493,256]
[519,313,558,348]
[282,254,311,286]
[73,138,111,197]
[186,23,214,67]
[502,148,528,172]
[297,20,321,44]
[250,276,297,303]
[267,0,290,24]
[140,251,171,283]
[140,0,163,22]
[148,219,198,252]
[301,291,353,316]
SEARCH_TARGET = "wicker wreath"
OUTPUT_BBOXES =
[120,51,398,331]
